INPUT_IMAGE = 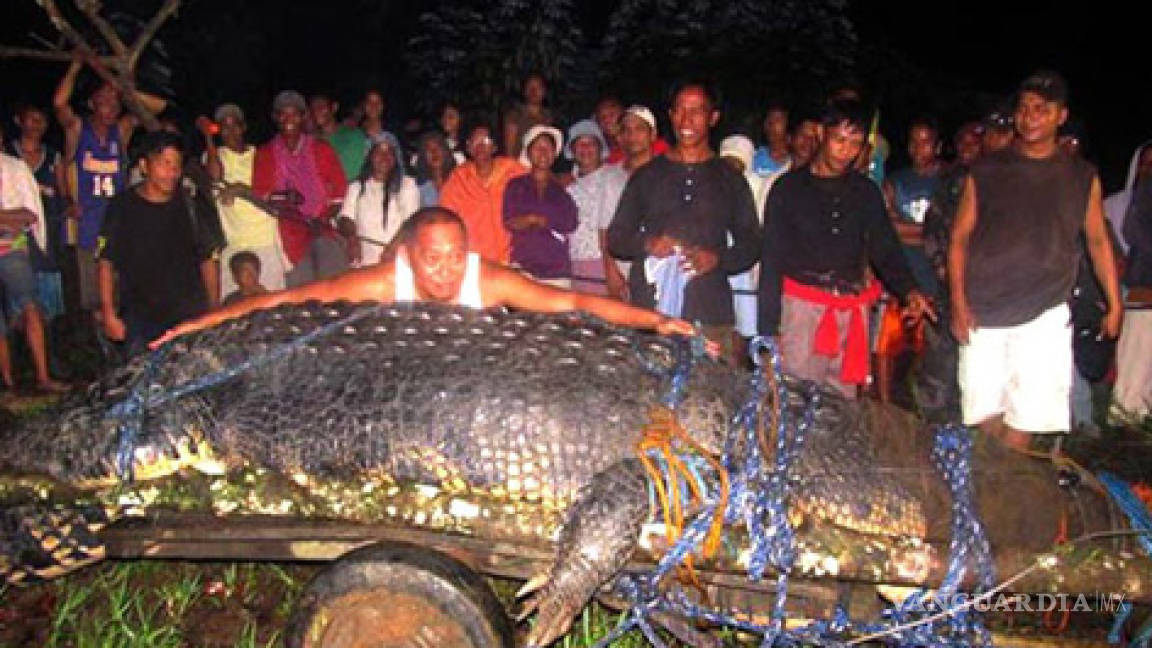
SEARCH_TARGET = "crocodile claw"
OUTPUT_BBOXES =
[520,459,648,647]
[523,584,583,647]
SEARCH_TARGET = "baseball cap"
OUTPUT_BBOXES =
[213,103,245,124]
[1018,70,1069,105]
[623,105,657,133]
[272,90,307,115]
[719,135,755,171]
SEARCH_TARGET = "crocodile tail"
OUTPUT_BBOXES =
[0,504,109,585]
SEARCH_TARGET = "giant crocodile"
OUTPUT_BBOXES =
[0,301,1146,646]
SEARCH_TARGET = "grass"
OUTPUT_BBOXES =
[2,561,667,647]
[1,561,300,648]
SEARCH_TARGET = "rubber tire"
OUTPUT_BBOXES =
[285,541,514,648]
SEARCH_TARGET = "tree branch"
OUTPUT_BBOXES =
[76,0,129,59]
[128,0,180,71]
[35,0,95,53]
[0,46,116,63]
[82,49,161,132]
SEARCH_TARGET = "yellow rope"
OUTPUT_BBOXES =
[636,405,731,588]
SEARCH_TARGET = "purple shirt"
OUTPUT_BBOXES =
[502,175,578,279]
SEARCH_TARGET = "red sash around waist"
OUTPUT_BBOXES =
[783,277,881,384]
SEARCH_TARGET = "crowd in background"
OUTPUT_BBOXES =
[1,58,1149,446]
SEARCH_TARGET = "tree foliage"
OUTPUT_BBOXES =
[598,0,858,120]
[405,0,587,123]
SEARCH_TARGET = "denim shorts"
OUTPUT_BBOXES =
[0,251,39,336]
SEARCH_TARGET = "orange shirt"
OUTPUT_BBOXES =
[440,157,525,265]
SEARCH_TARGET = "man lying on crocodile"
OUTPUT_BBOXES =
[156,206,700,345]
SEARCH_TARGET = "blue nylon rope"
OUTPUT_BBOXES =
[107,305,383,483]
[599,335,996,647]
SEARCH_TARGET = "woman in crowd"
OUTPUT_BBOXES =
[439,102,466,165]
[413,131,456,208]
[339,132,419,266]
[440,122,525,264]
[563,119,611,294]
[200,103,287,294]
[502,125,577,288]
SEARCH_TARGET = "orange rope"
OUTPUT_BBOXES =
[636,405,731,588]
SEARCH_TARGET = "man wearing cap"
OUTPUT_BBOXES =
[950,71,1122,449]
[252,91,349,288]
[757,99,935,398]
[502,125,578,287]
[564,120,612,294]
[198,104,286,296]
[599,96,670,165]
[608,81,761,357]
[597,105,659,301]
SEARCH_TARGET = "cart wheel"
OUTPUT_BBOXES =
[285,541,514,648]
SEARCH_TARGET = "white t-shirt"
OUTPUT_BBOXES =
[566,165,612,261]
[341,175,420,266]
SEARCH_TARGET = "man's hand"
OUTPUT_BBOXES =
[902,290,937,323]
[654,317,720,357]
[645,234,677,258]
[103,312,126,341]
[656,316,695,337]
[217,183,250,206]
[605,268,629,301]
[682,246,718,275]
[950,300,977,345]
[1102,306,1123,339]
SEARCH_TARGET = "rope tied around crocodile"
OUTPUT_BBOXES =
[108,304,385,482]
[597,335,998,648]
[636,405,730,586]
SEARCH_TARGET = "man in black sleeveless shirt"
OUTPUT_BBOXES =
[949,71,1122,450]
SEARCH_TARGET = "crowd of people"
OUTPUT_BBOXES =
[1,57,1149,450]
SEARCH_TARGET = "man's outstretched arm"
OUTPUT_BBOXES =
[152,265,395,346]
[484,262,695,337]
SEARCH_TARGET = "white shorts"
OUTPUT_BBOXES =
[958,303,1072,433]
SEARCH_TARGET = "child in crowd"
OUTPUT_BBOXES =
[221,251,268,307]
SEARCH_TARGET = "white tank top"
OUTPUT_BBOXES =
[394,250,484,309]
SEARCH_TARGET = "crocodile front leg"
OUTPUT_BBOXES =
[521,459,648,648]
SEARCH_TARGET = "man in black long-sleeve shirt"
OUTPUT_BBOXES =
[607,81,761,359]
[758,100,934,397]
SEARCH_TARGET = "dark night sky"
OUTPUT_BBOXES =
[850,0,1148,188]
[1,0,1147,188]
